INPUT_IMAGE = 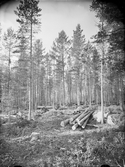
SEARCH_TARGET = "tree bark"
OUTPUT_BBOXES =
[101,52,104,124]
[81,117,90,129]
[119,74,125,111]
[69,113,81,124]
[78,110,93,125]
[60,118,70,127]
[72,123,79,131]
[89,70,91,107]
[8,48,11,95]
[100,4,104,124]
[77,74,80,106]
[76,109,90,123]
[28,10,33,120]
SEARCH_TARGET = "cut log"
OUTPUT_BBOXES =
[77,106,97,123]
[72,123,79,131]
[81,117,90,129]
[77,110,95,125]
[73,106,89,114]
[37,106,45,109]
[69,113,81,124]
[73,106,83,114]
[59,106,68,110]
[37,106,53,110]
[78,112,90,125]
[76,109,90,123]
[60,105,97,130]
[60,118,70,127]
[87,124,98,128]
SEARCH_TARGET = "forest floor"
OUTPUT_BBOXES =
[0,106,125,167]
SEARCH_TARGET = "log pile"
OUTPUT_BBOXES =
[37,106,53,111]
[35,106,53,117]
[60,106,97,130]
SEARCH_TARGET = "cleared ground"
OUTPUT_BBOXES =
[0,107,124,167]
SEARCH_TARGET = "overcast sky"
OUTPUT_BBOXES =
[0,0,99,52]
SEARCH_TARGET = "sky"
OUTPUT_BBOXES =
[0,0,99,52]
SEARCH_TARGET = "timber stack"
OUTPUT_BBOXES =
[60,105,97,130]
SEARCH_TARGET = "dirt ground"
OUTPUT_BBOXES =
[0,107,125,167]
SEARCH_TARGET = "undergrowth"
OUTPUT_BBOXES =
[14,128,125,167]
[1,118,38,137]
[50,130,125,167]
[0,117,124,167]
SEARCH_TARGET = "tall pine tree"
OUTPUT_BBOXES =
[72,24,86,106]
[51,30,70,106]
[14,0,42,120]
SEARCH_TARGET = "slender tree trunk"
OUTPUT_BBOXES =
[89,70,91,107]
[37,65,40,106]
[100,3,105,124]
[32,68,35,111]
[77,74,80,106]
[119,74,125,111]
[63,77,65,106]
[96,89,99,105]
[53,89,55,108]
[62,52,65,106]
[28,13,33,120]
[93,68,97,104]
[34,76,37,111]
[8,48,11,122]
[80,73,83,104]
[69,75,72,105]
[94,83,96,104]
[84,70,87,106]
[52,60,56,108]
[8,48,11,94]
[0,69,2,106]
[101,49,104,124]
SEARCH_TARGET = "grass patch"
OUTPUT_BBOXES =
[0,128,124,167]
[27,127,125,167]
[1,118,38,138]
[0,108,124,167]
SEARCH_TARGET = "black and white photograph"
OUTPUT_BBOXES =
[0,0,124,166]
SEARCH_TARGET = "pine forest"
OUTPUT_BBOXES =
[0,0,124,167]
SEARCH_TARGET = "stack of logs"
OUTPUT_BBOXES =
[60,106,97,130]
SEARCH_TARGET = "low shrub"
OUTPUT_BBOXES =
[15,118,31,128]
[0,138,16,167]
[82,131,125,166]
[3,124,23,137]
[52,129,125,167]
[15,118,37,129]
[2,118,38,137]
